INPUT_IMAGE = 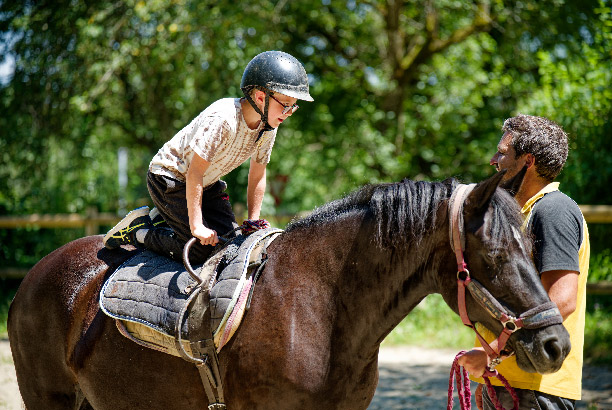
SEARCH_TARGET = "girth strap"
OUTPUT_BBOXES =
[174,229,282,409]
[174,284,225,409]
[174,239,226,409]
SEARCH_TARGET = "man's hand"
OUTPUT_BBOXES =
[192,224,219,246]
[457,348,490,378]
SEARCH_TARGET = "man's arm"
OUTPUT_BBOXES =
[186,153,218,245]
[541,270,579,320]
[247,159,267,220]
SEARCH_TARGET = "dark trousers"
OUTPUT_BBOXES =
[145,171,238,264]
[483,385,575,410]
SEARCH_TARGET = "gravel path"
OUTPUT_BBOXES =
[2,341,610,409]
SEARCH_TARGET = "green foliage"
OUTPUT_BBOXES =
[589,249,612,282]
[584,294,612,365]
[2,0,609,217]
[383,294,474,349]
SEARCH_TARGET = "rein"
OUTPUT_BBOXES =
[446,184,563,410]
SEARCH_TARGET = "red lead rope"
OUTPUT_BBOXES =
[448,352,519,410]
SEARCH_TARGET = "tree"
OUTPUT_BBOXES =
[0,0,608,218]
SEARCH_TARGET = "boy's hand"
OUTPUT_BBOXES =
[192,225,219,246]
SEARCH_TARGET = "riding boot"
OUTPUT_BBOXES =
[143,227,214,264]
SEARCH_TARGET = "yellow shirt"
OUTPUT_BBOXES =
[471,183,590,400]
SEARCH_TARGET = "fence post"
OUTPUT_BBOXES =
[85,207,98,237]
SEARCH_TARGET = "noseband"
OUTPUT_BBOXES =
[449,184,563,369]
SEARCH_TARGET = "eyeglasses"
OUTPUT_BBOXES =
[268,94,299,115]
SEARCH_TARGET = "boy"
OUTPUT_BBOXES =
[103,51,313,263]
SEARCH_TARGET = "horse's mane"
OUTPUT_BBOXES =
[286,177,527,251]
[286,178,456,248]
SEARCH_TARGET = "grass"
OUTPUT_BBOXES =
[383,294,475,349]
[0,279,19,339]
[584,294,612,365]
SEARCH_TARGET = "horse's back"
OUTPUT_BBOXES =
[8,235,137,409]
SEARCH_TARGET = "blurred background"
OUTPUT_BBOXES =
[1,0,611,366]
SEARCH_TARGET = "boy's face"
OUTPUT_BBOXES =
[255,91,298,128]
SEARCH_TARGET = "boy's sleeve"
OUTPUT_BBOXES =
[190,116,227,162]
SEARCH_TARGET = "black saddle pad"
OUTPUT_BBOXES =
[99,229,281,339]
[100,249,205,337]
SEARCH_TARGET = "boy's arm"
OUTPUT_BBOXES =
[186,153,218,245]
[247,159,267,220]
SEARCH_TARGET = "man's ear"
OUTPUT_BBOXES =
[500,165,527,197]
[524,153,535,169]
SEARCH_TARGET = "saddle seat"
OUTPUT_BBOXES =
[100,228,282,357]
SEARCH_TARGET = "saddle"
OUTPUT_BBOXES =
[100,227,282,409]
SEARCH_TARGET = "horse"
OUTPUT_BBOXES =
[8,171,570,410]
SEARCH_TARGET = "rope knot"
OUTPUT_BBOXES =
[241,219,271,235]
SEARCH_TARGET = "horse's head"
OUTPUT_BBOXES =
[452,171,570,374]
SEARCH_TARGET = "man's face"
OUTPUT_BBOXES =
[490,132,527,182]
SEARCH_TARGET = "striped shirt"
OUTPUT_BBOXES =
[149,98,277,188]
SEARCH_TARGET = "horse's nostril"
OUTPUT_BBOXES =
[543,337,564,362]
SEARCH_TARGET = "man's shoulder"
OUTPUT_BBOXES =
[531,190,584,232]
[535,190,581,217]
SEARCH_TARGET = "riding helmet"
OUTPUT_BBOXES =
[241,51,313,101]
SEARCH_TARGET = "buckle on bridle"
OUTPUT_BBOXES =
[501,316,521,333]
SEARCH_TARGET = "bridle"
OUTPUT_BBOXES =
[448,184,564,370]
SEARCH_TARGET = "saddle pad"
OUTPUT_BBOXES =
[100,249,203,337]
[100,228,282,352]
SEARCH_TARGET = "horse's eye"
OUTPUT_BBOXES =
[488,251,507,265]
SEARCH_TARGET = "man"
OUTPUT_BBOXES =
[102,50,314,263]
[459,114,590,409]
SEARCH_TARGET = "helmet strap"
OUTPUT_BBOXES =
[243,87,274,141]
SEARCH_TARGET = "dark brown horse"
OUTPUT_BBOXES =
[8,172,570,410]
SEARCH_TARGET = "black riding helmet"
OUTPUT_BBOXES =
[241,51,313,135]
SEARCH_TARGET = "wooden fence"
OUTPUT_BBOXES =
[2,205,612,292]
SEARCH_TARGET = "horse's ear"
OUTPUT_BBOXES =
[465,170,506,217]
[500,165,527,197]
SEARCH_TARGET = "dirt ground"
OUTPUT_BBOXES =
[1,340,611,409]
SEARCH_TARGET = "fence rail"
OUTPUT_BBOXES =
[1,205,611,230]
[0,208,120,236]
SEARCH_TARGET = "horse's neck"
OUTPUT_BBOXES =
[341,221,449,348]
[274,211,450,358]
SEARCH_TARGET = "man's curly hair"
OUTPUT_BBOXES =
[502,114,569,182]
